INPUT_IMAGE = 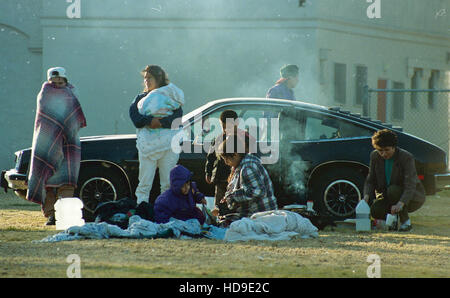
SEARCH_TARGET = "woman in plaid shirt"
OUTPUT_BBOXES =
[218,135,278,219]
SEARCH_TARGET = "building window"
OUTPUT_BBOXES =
[334,63,346,104]
[392,81,404,120]
[428,70,439,109]
[299,0,306,7]
[355,65,367,105]
[410,68,421,109]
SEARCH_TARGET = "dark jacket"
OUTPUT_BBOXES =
[205,133,231,184]
[129,93,183,129]
[363,147,426,206]
[266,81,295,100]
[154,165,205,224]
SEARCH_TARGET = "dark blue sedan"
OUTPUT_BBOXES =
[2,98,449,220]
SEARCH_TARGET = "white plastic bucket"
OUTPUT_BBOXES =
[54,197,85,230]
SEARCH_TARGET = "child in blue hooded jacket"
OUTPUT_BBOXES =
[154,165,206,224]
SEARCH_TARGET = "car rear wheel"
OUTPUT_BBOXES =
[312,168,365,219]
[75,168,127,221]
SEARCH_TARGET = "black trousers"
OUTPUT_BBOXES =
[370,184,424,224]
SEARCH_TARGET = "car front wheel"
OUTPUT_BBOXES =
[75,168,127,221]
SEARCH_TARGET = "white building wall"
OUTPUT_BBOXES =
[0,0,449,171]
[0,0,42,170]
[312,0,450,154]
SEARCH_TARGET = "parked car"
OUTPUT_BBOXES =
[2,98,449,220]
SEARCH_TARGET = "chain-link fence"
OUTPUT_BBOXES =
[363,87,450,159]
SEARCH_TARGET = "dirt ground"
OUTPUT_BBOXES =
[0,190,449,278]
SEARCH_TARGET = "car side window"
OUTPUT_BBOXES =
[240,107,283,142]
[279,108,305,141]
[304,113,373,140]
[305,116,339,140]
[191,106,244,144]
[280,109,373,141]
[189,104,284,144]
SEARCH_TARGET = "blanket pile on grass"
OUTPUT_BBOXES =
[224,210,319,241]
[34,216,225,243]
[34,211,318,243]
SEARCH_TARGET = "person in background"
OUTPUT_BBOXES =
[266,64,299,100]
[27,67,87,225]
[129,65,184,205]
[205,110,256,217]
[153,165,206,224]
[363,129,426,231]
[263,64,299,137]
[218,134,278,220]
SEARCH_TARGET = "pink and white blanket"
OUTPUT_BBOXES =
[26,82,86,205]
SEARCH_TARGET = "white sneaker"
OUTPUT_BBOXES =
[399,219,412,232]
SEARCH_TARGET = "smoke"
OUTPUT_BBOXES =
[266,148,308,202]
[258,109,310,201]
[285,159,308,194]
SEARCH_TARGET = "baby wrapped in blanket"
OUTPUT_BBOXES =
[136,83,185,159]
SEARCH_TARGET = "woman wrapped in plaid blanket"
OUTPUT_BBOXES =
[218,134,278,220]
[26,67,86,225]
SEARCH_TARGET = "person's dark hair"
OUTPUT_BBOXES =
[217,134,248,160]
[371,129,398,148]
[219,110,238,124]
[141,65,169,92]
[217,134,250,182]
[280,64,299,78]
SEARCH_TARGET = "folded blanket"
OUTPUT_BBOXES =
[26,82,86,205]
[224,210,319,241]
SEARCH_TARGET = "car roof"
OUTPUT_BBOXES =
[183,97,393,129]
[183,97,329,121]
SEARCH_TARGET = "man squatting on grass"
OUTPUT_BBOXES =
[363,129,426,231]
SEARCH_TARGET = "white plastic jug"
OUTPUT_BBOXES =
[385,214,398,230]
[54,197,85,230]
[355,200,371,232]
[204,196,215,211]
[197,196,215,211]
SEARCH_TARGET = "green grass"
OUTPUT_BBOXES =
[0,190,449,278]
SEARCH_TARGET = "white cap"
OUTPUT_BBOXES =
[47,67,67,80]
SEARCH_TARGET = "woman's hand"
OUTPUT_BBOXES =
[211,208,219,217]
[391,201,404,214]
[148,118,162,129]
